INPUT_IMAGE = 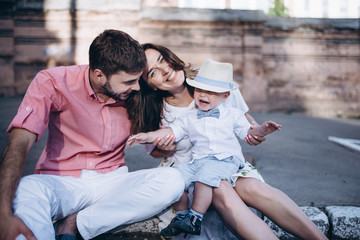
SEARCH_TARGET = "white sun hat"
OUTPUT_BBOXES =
[186,58,239,93]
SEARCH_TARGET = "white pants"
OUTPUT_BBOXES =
[14,166,184,240]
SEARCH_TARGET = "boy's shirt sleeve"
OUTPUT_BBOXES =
[168,112,191,143]
[232,108,252,140]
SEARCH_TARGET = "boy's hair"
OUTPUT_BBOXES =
[89,29,146,78]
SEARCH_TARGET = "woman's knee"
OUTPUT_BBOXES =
[212,180,234,209]
[235,178,276,201]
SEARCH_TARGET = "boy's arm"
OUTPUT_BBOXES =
[127,127,174,146]
[248,121,282,137]
[244,113,266,145]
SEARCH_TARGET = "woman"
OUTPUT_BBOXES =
[127,43,327,240]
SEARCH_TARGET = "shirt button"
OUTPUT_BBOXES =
[89,162,93,166]
[25,106,31,111]
[106,124,110,128]
[104,145,108,149]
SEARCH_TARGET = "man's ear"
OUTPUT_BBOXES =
[93,69,106,84]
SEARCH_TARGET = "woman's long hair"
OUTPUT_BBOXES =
[127,43,197,134]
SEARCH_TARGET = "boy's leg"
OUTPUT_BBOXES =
[192,182,212,214]
[173,192,188,212]
[76,167,184,240]
[160,192,188,238]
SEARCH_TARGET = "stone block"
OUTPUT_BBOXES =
[265,206,329,239]
[325,206,360,240]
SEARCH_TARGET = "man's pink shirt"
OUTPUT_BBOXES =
[7,65,130,177]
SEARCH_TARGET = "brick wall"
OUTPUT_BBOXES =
[0,0,359,118]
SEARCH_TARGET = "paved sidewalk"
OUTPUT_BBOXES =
[1,96,359,239]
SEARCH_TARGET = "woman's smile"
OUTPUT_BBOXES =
[166,70,177,83]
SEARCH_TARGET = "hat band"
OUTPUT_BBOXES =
[195,76,233,89]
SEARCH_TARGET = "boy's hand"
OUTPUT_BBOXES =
[127,128,175,146]
[127,133,151,146]
[262,121,282,135]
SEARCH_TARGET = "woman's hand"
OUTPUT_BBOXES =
[245,125,266,146]
[153,134,176,152]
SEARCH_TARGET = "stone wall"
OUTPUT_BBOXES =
[0,0,359,118]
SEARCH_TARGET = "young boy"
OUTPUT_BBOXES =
[127,58,281,237]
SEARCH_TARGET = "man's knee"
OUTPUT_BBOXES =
[156,167,185,202]
[15,175,55,204]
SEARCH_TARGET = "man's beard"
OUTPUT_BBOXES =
[102,81,125,101]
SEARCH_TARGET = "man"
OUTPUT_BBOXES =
[0,29,184,240]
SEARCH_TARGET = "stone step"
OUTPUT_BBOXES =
[94,206,360,240]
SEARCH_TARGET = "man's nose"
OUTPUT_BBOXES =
[132,81,140,91]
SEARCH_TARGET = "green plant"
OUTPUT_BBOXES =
[268,0,289,17]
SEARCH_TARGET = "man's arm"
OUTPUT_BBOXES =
[0,128,37,240]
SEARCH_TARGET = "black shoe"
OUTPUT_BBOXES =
[172,214,201,235]
[160,217,182,238]
[56,233,78,240]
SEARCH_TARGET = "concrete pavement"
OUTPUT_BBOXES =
[1,96,359,239]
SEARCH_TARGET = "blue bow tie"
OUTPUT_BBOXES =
[197,108,220,119]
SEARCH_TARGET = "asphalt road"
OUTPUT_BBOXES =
[1,96,359,207]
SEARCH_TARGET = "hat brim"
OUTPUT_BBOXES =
[186,78,239,93]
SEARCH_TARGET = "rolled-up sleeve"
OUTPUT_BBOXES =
[7,71,59,141]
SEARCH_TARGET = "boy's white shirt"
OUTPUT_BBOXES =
[169,104,251,162]
[146,89,249,165]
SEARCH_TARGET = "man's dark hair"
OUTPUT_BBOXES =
[89,29,146,78]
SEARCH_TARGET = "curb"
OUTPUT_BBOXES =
[99,206,360,240]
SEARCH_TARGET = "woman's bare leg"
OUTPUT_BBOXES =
[235,178,327,240]
[213,181,278,240]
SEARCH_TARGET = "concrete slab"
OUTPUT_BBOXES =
[325,206,360,240]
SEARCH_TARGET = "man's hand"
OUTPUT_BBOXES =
[0,214,36,240]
